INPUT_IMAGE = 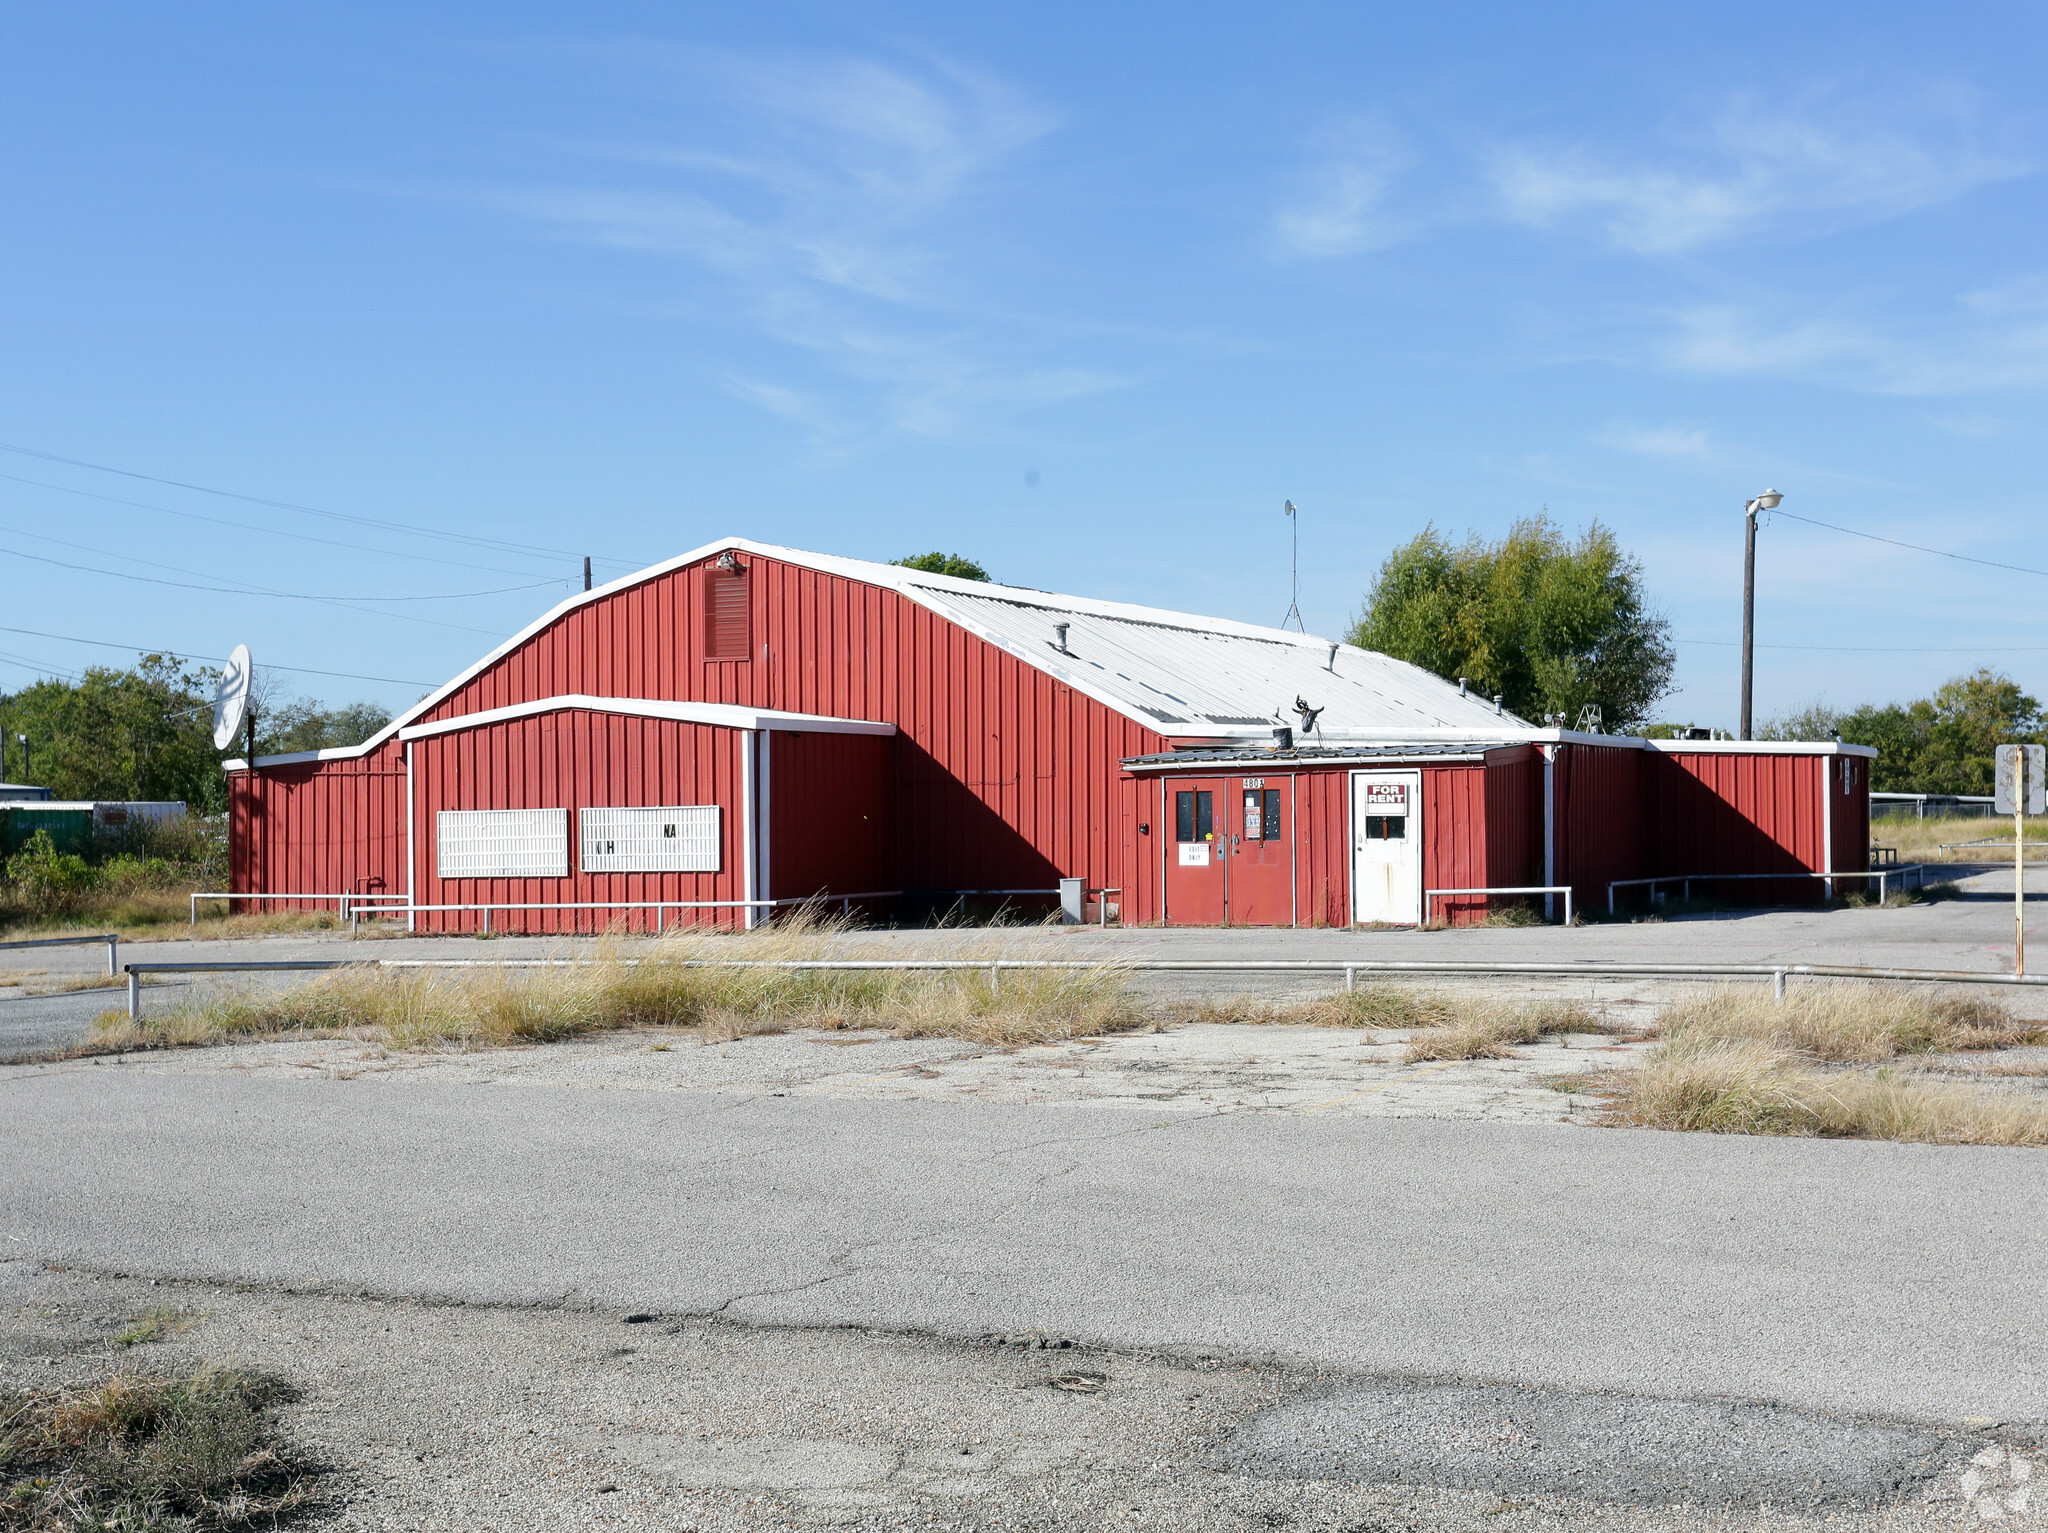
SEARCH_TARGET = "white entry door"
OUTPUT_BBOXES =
[1351,771,1422,925]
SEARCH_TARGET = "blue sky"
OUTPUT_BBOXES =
[3,2,2047,728]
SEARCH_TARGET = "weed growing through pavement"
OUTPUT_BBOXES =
[1612,983,2048,1146]
[0,1365,321,1529]
[114,1309,205,1348]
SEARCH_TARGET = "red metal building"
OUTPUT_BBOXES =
[228,540,1873,930]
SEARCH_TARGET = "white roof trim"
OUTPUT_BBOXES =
[396,695,897,743]
[1645,738,1876,759]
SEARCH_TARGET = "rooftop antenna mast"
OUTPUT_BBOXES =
[1281,501,1304,632]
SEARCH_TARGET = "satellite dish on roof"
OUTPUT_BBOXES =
[213,644,253,751]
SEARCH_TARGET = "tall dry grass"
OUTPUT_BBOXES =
[88,916,1147,1053]
[1658,983,2044,1061]
[1615,1037,2048,1145]
[1613,983,2048,1145]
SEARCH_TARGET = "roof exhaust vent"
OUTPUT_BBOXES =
[1326,643,1339,672]
[1272,726,1293,751]
[1052,621,1070,654]
[1458,677,1468,697]
[1494,694,1504,715]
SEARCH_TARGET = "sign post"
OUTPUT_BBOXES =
[1994,744,2047,975]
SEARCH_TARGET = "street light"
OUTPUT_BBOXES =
[1740,489,1783,740]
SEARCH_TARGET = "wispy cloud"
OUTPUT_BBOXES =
[1666,279,2048,394]
[472,48,1120,442]
[1271,120,1414,257]
[1597,424,1715,458]
[1488,95,2025,253]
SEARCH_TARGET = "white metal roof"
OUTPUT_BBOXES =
[232,538,1861,769]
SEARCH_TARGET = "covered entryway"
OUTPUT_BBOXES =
[1351,769,1421,925]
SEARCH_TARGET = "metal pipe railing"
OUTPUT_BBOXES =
[1607,866,1931,914]
[0,931,119,976]
[116,952,2048,1021]
[1424,885,1574,926]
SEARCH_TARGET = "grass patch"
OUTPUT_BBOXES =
[0,1365,320,1529]
[1658,983,2044,1062]
[1610,984,2048,1145]
[115,1310,205,1348]
[1402,999,1606,1061]
[87,917,1147,1053]
[1612,1037,2048,1145]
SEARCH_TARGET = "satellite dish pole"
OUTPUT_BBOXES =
[1281,501,1305,632]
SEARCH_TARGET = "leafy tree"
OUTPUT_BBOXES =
[1348,515,1675,730]
[0,655,394,814]
[891,552,991,581]
[1764,669,2047,793]
[0,655,226,810]
[257,700,392,755]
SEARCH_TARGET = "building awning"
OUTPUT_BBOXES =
[1121,741,1520,771]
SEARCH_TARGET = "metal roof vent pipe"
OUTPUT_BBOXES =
[1272,725,1294,751]
[1458,677,1468,697]
[1494,694,1504,715]
[1053,621,1070,654]
[1326,643,1339,672]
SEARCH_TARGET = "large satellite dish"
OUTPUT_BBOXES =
[212,644,253,751]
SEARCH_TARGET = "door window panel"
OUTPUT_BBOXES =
[1364,814,1406,841]
[1262,789,1283,841]
[1176,790,1214,841]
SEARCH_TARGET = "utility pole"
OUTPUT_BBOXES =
[1739,489,1782,739]
[1281,502,1304,632]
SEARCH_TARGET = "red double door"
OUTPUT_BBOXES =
[1161,775,1294,925]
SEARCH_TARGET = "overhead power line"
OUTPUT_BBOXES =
[0,622,435,687]
[1682,637,2048,654]
[1771,509,2048,580]
[0,470,580,581]
[0,542,520,635]
[0,441,645,570]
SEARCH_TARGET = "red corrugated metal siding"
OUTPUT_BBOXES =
[1553,743,1650,914]
[1289,770,1350,928]
[244,555,1165,928]
[1648,750,1824,904]
[411,711,746,934]
[1422,765,1490,925]
[768,732,890,905]
[1482,746,1543,895]
[229,742,404,912]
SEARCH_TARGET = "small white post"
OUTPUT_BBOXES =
[189,893,198,927]
[1772,969,1786,1003]
[989,962,1000,996]
[106,936,117,977]
[1345,964,1355,993]
[1562,889,1573,927]
[127,970,139,1020]
[2018,753,2027,978]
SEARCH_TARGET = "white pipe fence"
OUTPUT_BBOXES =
[190,886,1125,933]
[1424,885,1574,926]
[0,931,119,976]
[1607,866,1931,914]
[118,953,2048,1021]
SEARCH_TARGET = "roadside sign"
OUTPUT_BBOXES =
[1994,744,2047,815]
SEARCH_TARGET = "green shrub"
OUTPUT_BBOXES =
[5,830,100,918]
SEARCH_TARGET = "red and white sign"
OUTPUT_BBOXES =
[1363,783,1409,813]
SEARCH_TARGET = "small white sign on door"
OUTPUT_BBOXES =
[1178,842,1211,867]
